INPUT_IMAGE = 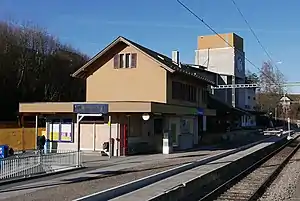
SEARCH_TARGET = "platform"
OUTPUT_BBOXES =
[108,133,296,201]
[0,148,230,201]
[0,132,288,201]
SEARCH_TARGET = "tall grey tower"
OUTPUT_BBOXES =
[195,33,250,110]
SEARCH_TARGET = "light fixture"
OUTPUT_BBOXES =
[142,113,150,121]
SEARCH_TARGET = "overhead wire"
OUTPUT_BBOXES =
[230,0,284,88]
[176,0,280,87]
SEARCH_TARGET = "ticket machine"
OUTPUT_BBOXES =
[162,131,173,154]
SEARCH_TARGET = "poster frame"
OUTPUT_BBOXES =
[47,118,74,143]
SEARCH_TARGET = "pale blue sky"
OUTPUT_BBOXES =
[1,0,300,92]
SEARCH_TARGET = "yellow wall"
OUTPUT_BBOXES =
[0,127,45,151]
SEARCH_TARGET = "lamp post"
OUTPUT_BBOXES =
[280,94,290,129]
[287,117,293,140]
[280,94,293,140]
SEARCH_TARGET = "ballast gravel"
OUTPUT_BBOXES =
[259,147,300,201]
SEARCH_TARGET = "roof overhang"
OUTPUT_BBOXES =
[233,107,251,115]
[247,110,266,115]
[19,101,216,116]
[207,96,251,115]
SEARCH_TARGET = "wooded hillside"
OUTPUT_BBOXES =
[0,21,88,120]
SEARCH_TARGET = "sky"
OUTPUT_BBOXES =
[1,0,300,93]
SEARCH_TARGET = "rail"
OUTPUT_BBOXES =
[0,150,81,181]
[199,131,298,201]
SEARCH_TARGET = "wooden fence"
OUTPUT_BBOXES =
[0,122,45,151]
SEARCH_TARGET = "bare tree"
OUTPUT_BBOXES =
[0,20,88,120]
[245,70,259,84]
[259,61,285,94]
[257,61,285,115]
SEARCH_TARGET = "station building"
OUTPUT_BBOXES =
[19,36,217,156]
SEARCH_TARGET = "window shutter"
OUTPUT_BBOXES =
[131,53,137,68]
[114,55,119,69]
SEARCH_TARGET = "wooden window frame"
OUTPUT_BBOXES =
[125,53,131,68]
[114,53,137,69]
[119,54,125,68]
[172,81,197,103]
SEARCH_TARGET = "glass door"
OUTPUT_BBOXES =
[171,123,177,146]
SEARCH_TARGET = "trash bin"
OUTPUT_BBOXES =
[0,145,9,159]
[0,144,9,169]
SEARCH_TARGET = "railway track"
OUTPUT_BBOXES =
[199,134,300,201]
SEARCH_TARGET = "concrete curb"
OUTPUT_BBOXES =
[75,134,289,201]
[0,166,84,186]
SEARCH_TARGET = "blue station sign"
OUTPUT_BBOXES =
[197,108,204,115]
[73,104,109,114]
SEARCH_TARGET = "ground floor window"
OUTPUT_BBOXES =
[47,118,74,143]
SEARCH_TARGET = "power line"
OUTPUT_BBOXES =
[230,0,284,78]
[176,0,280,87]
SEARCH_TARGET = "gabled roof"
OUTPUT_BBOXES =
[286,94,300,102]
[72,36,215,85]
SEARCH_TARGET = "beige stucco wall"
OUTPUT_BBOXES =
[86,45,167,103]
[57,123,119,156]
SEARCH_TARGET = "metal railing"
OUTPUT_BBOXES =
[0,150,81,181]
[14,149,77,156]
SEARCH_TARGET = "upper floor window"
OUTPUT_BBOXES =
[202,88,208,103]
[114,53,137,69]
[172,81,197,103]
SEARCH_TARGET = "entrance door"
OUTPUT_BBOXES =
[80,124,94,151]
[170,123,177,146]
[120,124,128,156]
[198,116,203,143]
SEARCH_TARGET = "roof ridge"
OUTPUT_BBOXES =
[123,37,172,60]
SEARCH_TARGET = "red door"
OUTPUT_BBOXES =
[120,124,128,156]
